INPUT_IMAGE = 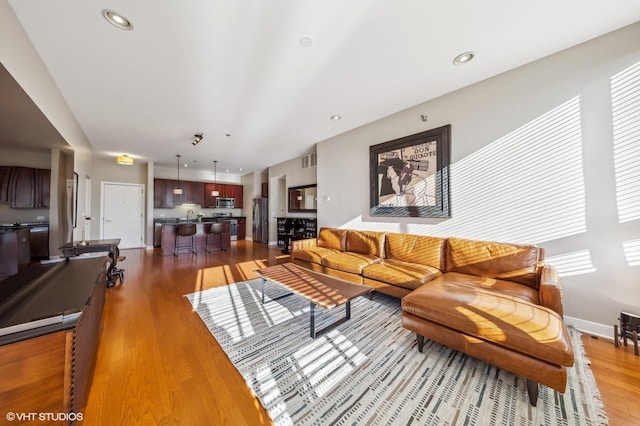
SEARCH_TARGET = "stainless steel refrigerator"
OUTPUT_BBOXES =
[253,198,269,244]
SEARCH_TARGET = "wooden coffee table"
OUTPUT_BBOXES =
[254,263,373,338]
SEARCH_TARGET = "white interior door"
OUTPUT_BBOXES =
[101,182,145,248]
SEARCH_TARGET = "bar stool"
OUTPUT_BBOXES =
[174,223,197,256]
[205,222,226,252]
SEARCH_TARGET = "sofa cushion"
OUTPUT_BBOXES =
[317,228,348,251]
[362,259,442,291]
[445,237,541,289]
[386,233,445,270]
[346,230,386,257]
[322,252,380,274]
[432,272,539,305]
[291,246,340,265]
[402,277,573,366]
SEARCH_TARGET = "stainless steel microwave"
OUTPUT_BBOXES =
[216,197,235,208]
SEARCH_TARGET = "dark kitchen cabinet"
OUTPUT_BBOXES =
[173,180,191,205]
[237,218,246,240]
[0,166,11,203]
[229,184,243,208]
[190,181,204,205]
[173,180,203,205]
[203,183,224,208]
[35,169,50,208]
[9,167,35,208]
[155,178,242,208]
[155,179,204,207]
[5,167,50,209]
[203,183,243,208]
[154,178,177,208]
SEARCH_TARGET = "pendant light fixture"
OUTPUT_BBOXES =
[211,160,220,196]
[173,154,183,195]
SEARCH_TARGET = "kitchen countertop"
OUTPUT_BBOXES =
[0,222,49,230]
[154,217,245,224]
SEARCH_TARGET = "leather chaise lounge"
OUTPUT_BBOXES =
[291,228,574,405]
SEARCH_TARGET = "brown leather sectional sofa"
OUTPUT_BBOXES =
[290,227,574,406]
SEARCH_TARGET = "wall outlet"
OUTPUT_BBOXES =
[36,216,45,220]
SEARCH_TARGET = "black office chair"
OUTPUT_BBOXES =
[205,222,226,252]
[174,223,197,256]
[108,254,125,281]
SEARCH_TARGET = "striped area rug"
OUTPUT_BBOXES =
[186,279,607,425]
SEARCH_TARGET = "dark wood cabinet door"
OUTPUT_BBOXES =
[230,184,243,208]
[237,219,246,240]
[203,183,216,208]
[9,167,36,208]
[162,179,177,208]
[173,180,191,205]
[0,166,11,203]
[36,169,50,208]
[191,182,204,205]
[218,183,228,198]
[154,178,177,208]
[153,179,164,208]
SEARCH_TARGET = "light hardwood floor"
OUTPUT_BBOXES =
[83,241,640,425]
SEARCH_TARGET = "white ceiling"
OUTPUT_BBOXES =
[7,1,640,175]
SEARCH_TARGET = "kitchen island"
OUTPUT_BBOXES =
[159,221,231,256]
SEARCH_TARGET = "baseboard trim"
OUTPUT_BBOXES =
[564,315,613,340]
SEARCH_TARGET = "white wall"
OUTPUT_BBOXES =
[154,164,241,184]
[317,23,640,334]
[88,158,148,240]
[267,154,317,243]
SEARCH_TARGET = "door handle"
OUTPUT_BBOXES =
[105,219,113,222]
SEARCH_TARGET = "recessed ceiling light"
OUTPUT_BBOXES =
[453,52,474,65]
[330,115,342,121]
[102,9,133,31]
[300,36,313,47]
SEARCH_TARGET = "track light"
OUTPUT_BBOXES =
[192,133,204,146]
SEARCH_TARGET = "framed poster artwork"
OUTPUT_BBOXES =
[369,125,451,217]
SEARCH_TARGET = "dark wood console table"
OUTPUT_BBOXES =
[60,238,122,287]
